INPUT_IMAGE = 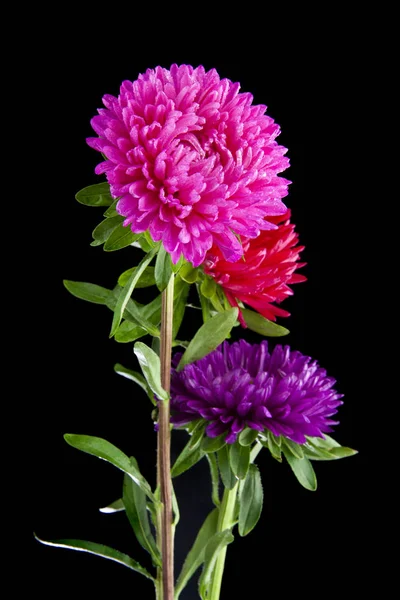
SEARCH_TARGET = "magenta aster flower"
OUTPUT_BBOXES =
[171,341,343,444]
[204,210,306,324]
[87,64,290,266]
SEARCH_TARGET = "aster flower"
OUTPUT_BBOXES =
[204,210,306,324]
[87,64,290,266]
[170,340,343,444]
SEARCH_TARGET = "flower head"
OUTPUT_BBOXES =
[87,64,290,266]
[171,340,343,444]
[204,210,306,324]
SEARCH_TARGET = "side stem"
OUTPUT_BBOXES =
[208,483,238,600]
[157,273,175,600]
[208,442,263,600]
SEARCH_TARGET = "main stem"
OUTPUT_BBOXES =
[208,483,238,600]
[157,274,175,600]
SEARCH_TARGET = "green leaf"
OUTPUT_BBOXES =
[110,247,158,337]
[201,434,226,454]
[304,442,358,460]
[308,434,341,449]
[104,223,141,251]
[238,428,259,446]
[187,421,206,450]
[282,437,304,459]
[154,246,173,292]
[34,535,155,581]
[171,439,205,478]
[123,458,161,567]
[134,342,168,401]
[92,215,123,245]
[171,254,185,273]
[217,445,237,490]
[75,183,113,207]
[177,308,238,370]
[238,464,264,536]
[198,530,234,599]
[284,452,317,491]
[113,363,155,405]
[175,508,219,599]
[118,266,156,288]
[196,283,212,322]
[206,453,220,507]
[63,280,111,305]
[99,498,125,514]
[266,431,282,462]
[172,483,180,527]
[327,446,358,459]
[229,443,250,480]
[173,276,190,340]
[114,321,147,343]
[179,262,199,283]
[64,434,156,502]
[103,198,119,217]
[241,308,290,337]
[200,276,217,299]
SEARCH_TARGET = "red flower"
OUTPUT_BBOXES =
[204,210,306,324]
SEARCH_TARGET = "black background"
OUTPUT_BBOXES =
[25,24,380,600]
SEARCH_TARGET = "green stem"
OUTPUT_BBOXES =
[157,274,175,600]
[208,482,238,600]
[208,441,263,600]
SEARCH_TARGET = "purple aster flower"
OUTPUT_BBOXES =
[87,64,290,266]
[170,340,343,444]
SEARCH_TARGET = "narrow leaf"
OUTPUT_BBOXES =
[154,245,173,292]
[123,458,161,567]
[201,434,226,454]
[134,342,168,401]
[118,266,156,288]
[171,439,205,478]
[198,530,234,599]
[200,276,217,299]
[173,276,190,340]
[104,223,141,251]
[171,254,185,273]
[99,498,125,514]
[305,445,358,460]
[206,453,220,507]
[113,363,155,405]
[196,283,212,322]
[75,183,113,207]
[241,308,289,337]
[103,198,119,217]
[64,434,156,502]
[175,508,219,599]
[238,464,264,536]
[282,437,304,459]
[229,443,250,480]
[110,247,158,336]
[92,215,123,244]
[63,281,110,305]
[179,263,199,283]
[238,428,259,446]
[308,434,341,449]
[34,535,155,581]
[217,445,237,490]
[266,431,282,462]
[177,308,238,370]
[114,321,147,343]
[284,452,317,491]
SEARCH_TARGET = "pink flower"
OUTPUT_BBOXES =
[87,64,290,266]
[204,210,306,323]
